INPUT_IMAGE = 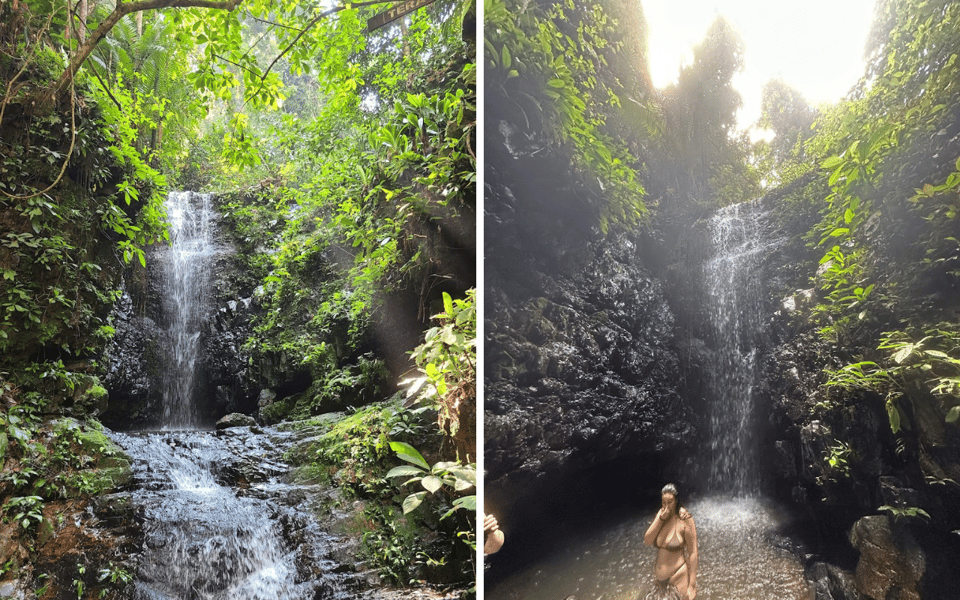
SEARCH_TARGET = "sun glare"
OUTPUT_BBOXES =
[644,0,878,130]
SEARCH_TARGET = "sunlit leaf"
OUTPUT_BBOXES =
[421,475,443,494]
[389,441,429,470]
[402,491,427,514]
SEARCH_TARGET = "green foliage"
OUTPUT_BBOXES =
[799,0,960,441]
[485,0,647,232]
[757,79,817,168]
[310,404,394,495]
[823,440,853,481]
[73,563,86,599]
[386,441,476,516]
[0,383,130,505]
[359,507,423,585]
[405,290,476,440]
[878,504,931,522]
[367,439,475,584]
[909,156,960,280]
[2,495,44,531]
[878,326,960,425]
[98,562,134,594]
[823,324,960,433]
[658,16,760,211]
[3,0,476,590]
[0,42,167,367]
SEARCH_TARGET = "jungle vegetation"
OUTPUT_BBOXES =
[1,0,476,591]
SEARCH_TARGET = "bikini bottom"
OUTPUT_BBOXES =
[643,561,686,600]
[642,579,682,600]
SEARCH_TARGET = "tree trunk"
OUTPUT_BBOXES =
[79,0,88,43]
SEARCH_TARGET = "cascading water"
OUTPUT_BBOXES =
[109,192,350,599]
[702,200,778,495]
[113,430,334,600]
[159,191,216,429]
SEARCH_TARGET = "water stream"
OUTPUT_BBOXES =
[110,192,349,599]
[113,430,340,600]
[489,498,810,600]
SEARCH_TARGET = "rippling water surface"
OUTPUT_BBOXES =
[488,497,811,600]
[114,430,336,600]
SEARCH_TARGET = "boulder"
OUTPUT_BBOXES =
[215,412,256,429]
[807,561,859,600]
[849,516,923,600]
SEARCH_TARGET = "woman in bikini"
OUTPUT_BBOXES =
[642,483,698,600]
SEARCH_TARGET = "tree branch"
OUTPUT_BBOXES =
[46,0,244,100]
[244,13,304,33]
[212,53,261,78]
[245,0,399,106]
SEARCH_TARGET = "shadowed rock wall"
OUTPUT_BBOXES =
[484,106,697,578]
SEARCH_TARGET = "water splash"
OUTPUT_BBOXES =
[159,191,217,428]
[487,498,809,600]
[703,200,782,495]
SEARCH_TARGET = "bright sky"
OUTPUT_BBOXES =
[644,0,878,132]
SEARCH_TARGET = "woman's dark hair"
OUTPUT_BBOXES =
[661,483,681,516]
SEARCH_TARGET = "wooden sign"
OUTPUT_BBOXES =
[367,0,437,32]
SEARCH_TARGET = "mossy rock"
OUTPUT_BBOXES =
[274,411,343,437]
[45,418,133,497]
[290,461,330,485]
[260,398,293,425]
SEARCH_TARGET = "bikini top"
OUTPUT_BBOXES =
[656,519,684,551]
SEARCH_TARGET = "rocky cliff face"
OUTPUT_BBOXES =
[102,194,265,429]
[484,112,698,574]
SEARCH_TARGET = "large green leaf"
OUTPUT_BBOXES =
[389,441,429,470]
[421,475,443,494]
[386,465,424,479]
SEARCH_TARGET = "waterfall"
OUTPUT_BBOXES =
[159,191,216,428]
[107,192,360,598]
[702,200,781,496]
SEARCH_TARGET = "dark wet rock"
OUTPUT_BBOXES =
[807,562,859,600]
[259,388,278,408]
[850,516,924,600]
[102,291,165,428]
[799,421,832,484]
[216,412,257,429]
[485,208,695,546]
[844,516,960,600]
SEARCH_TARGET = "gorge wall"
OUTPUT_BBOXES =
[483,107,698,577]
